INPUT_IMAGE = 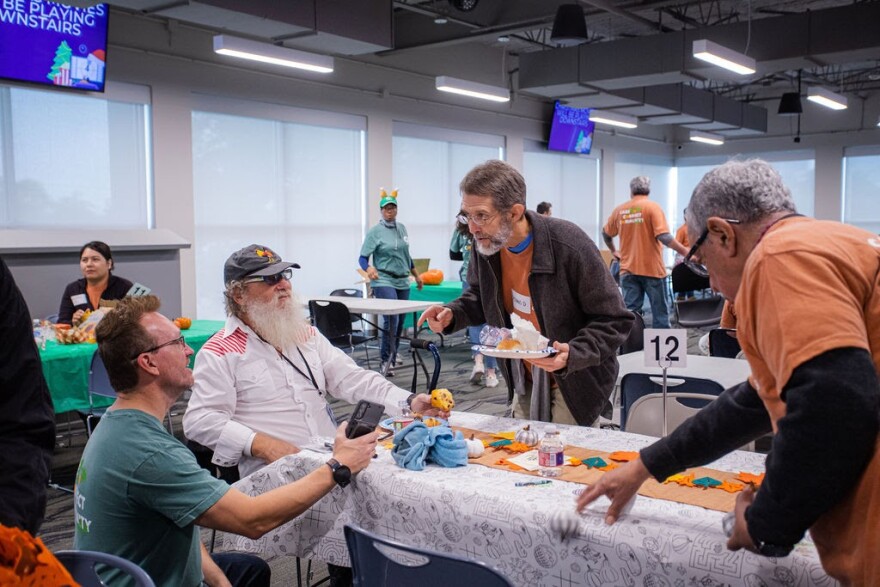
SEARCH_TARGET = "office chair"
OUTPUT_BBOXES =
[708,328,741,358]
[309,300,377,369]
[55,550,156,587]
[619,373,723,430]
[625,392,719,438]
[345,524,513,587]
[670,264,724,328]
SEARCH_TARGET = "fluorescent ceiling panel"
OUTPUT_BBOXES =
[213,35,334,73]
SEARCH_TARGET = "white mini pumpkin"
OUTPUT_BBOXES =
[465,435,484,458]
[515,425,540,447]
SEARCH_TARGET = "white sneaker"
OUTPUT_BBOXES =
[469,364,484,384]
[485,373,499,388]
[381,361,395,377]
[394,353,404,366]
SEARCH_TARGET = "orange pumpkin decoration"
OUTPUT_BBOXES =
[173,317,192,330]
[421,269,444,285]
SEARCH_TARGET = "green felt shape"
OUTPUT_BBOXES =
[489,439,512,447]
[584,457,608,469]
[693,476,721,488]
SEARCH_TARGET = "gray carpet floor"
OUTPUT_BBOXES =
[38,321,720,586]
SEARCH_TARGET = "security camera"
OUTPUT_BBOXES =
[794,136,801,143]
[677,144,683,150]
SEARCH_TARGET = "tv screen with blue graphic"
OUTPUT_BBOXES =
[548,102,595,154]
[0,2,109,92]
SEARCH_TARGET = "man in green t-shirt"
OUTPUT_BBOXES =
[74,295,378,586]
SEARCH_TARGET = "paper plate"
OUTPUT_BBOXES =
[473,345,557,360]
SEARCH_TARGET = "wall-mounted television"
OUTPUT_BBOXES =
[548,102,595,155]
[0,2,109,92]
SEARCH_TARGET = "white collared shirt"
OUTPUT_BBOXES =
[183,315,409,477]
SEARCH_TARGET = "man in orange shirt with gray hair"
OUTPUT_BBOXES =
[579,159,880,585]
[603,176,688,328]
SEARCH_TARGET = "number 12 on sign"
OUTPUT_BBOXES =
[643,329,688,368]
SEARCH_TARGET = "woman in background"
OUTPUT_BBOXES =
[450,214,499,388]
[359,190,423,376]
[57,241,133,325]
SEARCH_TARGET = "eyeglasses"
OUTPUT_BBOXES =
[683,218,742,277]
[242,268,293,286]
[456,211,498,227]
[131,335,186,360]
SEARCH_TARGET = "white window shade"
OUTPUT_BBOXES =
[522,148,600,243]
[193,109,365,319]
[392,127,504,281]
[843,150,880,234]
[0,84,151,228]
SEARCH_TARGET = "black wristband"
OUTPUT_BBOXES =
[406,393,417,408]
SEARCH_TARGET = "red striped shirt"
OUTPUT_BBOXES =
[201,327,248,356]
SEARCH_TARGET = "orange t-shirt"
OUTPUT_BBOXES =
[736,216,880,585]
[86,282,108,311]
[603,195,669,278]
[675,224,689,248]
[719,300,736,329]
[500,239,544,373]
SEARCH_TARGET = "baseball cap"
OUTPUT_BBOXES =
[224,244,300,285]
[379,188,398,209]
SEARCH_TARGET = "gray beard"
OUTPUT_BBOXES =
[475,219,514,256]
[242,293,312,350]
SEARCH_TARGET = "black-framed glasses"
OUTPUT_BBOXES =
[683,218,742,278]
[131,335,186,360]
[242,267,293,286]
[456,211,498,227]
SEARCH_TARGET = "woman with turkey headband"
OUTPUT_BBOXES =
[358,189,423,376]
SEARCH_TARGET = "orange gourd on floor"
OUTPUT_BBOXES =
[421,269,444,285]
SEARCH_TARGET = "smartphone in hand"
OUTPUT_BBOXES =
[345,400,385,439]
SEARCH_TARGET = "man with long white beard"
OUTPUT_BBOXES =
[184,244,442,479]
[419,161,633,426]
[184,244,444,587]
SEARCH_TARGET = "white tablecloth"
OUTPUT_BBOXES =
[225,412,835,586]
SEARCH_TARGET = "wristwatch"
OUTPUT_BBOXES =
[326,458,351,488]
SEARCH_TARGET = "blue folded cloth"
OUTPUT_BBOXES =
[392,422,468,471]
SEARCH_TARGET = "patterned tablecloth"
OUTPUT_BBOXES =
[226,412,836,587]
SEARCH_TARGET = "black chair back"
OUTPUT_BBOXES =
[330,288,364,323]
[620,373,724,430]
[671,263,710,294]
[55,550,156,586]
[345,524,513,587]
[309,300,355,341]
[619,311,645,354]
[709,328,741,358]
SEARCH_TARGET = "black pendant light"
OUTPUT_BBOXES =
[778,71,803,115]
[550,4,588,47]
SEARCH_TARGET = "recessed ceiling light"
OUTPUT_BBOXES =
[434,16,448,24]
[497,35,510,43]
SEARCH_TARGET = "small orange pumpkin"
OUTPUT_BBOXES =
[421,269,444,285]
[173,317,192,330]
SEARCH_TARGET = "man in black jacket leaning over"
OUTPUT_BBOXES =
[420,160,632,425]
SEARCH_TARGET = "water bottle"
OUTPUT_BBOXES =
[538,425,564,477]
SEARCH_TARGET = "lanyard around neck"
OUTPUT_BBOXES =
[252,331,320,392]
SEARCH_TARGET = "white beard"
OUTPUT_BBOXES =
[243,292,312,350]
[474,219,514,256]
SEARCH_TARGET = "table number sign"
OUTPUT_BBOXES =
[643,328,688,368]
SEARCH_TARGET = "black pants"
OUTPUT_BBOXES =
[212,552,271,587]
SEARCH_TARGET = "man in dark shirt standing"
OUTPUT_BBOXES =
[0,258,55,533]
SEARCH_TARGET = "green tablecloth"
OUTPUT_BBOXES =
[402,280,464,328]
[39,319,225,414]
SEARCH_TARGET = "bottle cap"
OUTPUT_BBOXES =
[544,425,558,434]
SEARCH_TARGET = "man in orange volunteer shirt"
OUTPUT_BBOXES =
[578,159,880,586]
[603,176,689,328]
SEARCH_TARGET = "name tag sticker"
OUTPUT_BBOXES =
[71,293,88,306]
[511,290,531,314]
